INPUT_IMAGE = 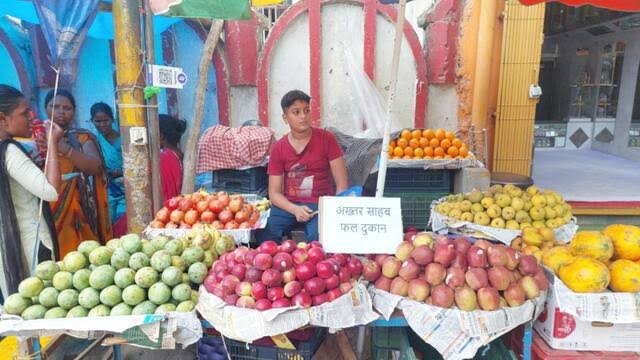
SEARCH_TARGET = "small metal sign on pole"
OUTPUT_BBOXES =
[146,64,188,89]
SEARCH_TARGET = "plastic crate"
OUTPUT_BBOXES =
[211,166,268,194]
[384,168,452,192]
[384,191,448,230]
[408,328,516,360]
[371,327,418,360]
[508,326,640,360]
[223,327,326,360]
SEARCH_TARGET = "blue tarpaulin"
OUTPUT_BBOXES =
[32,0,100,80]
[0,0,181,39]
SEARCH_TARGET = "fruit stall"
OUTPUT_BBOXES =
[2,131,640,360]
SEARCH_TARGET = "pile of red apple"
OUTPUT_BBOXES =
[362,232,549,311]
[203,240,363,310]
[150,191,261,230]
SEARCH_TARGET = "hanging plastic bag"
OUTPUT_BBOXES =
[345,50,401,139]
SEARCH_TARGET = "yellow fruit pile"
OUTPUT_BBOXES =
[511,226,559,263]
[542,225,640,293]
[436,185,573,230]
[388,128,471,160]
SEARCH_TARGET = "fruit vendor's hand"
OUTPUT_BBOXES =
[293,205,313,223]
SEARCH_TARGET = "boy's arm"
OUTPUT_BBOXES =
[330,156,348,195]
[268,175,313,222]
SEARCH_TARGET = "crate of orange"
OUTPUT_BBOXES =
[387,128,483,170]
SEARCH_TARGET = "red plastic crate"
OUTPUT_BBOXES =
[508,326,640,360]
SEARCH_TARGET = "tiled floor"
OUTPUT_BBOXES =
[532,148,640,202]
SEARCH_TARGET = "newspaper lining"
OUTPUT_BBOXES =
[548,269,640,324]
[386,154,484,170]
[196,282,378,343]
[429,197,578,245]
[144,209,270,244]
[0,312,202,349]
[370,287,547,360]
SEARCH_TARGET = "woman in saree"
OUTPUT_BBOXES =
[45,89,112,256]
[90,102,125,222]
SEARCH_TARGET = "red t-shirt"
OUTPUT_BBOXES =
[268,127,343,204]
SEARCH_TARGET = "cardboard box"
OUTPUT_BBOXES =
[534,280,640,352]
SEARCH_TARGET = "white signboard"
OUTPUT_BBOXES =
[147,64,187,89]
[319,196,403,254]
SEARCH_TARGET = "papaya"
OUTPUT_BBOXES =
[558,256,610,293]
[608,259,640,292]
[570,231,614,262]
[542,246,574,274]
[602,224,640,261]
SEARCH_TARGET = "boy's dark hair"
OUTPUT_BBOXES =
[280,90,310,112]
[159,114,187,147]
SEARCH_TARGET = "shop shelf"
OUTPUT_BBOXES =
[384,168,452,193]
[383,191,449,230]
[371,327,418,360]
[223,327,326,360]
[211,166,268,194]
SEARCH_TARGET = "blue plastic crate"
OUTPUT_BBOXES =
[211,166,268,194]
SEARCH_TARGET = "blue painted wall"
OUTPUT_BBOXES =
[0,44,20,89]
[1,18,218,135]
[171,22,220,135]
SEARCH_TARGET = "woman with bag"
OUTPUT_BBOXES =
[0,85,61,296]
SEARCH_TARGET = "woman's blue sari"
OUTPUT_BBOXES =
[96,132,126,221]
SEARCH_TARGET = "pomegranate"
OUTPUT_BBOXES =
[326,288,343,302]
[165,197,180,211]
[218,209,234,224]
[261,268,283,287]
[279,240,297,254]
[228,196,244,213]
[325,274,340,290]
[253,254,273,270]
[169,209,184,223]
[155,207,170,223]
[307,247,326,264]
[251,282,267,300]
[295,262,316,281]
[179,198,193,212]
[312,293,328,306]
[200,210,215,223]
[316,261,335,279]
[196,200,209,213]
[230,264,246,280]
[272,298,291,308]
[303,277,326,296]
[291,248,308,265]
[208,199,224,213]
[267,287,285,302]
[234,209,249,223]
[291,292,312,308]
[273,252,293,271]
[255,299,272,311]
[284,281,302,297]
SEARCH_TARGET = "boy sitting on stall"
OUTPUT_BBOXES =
[258,90,348,243]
